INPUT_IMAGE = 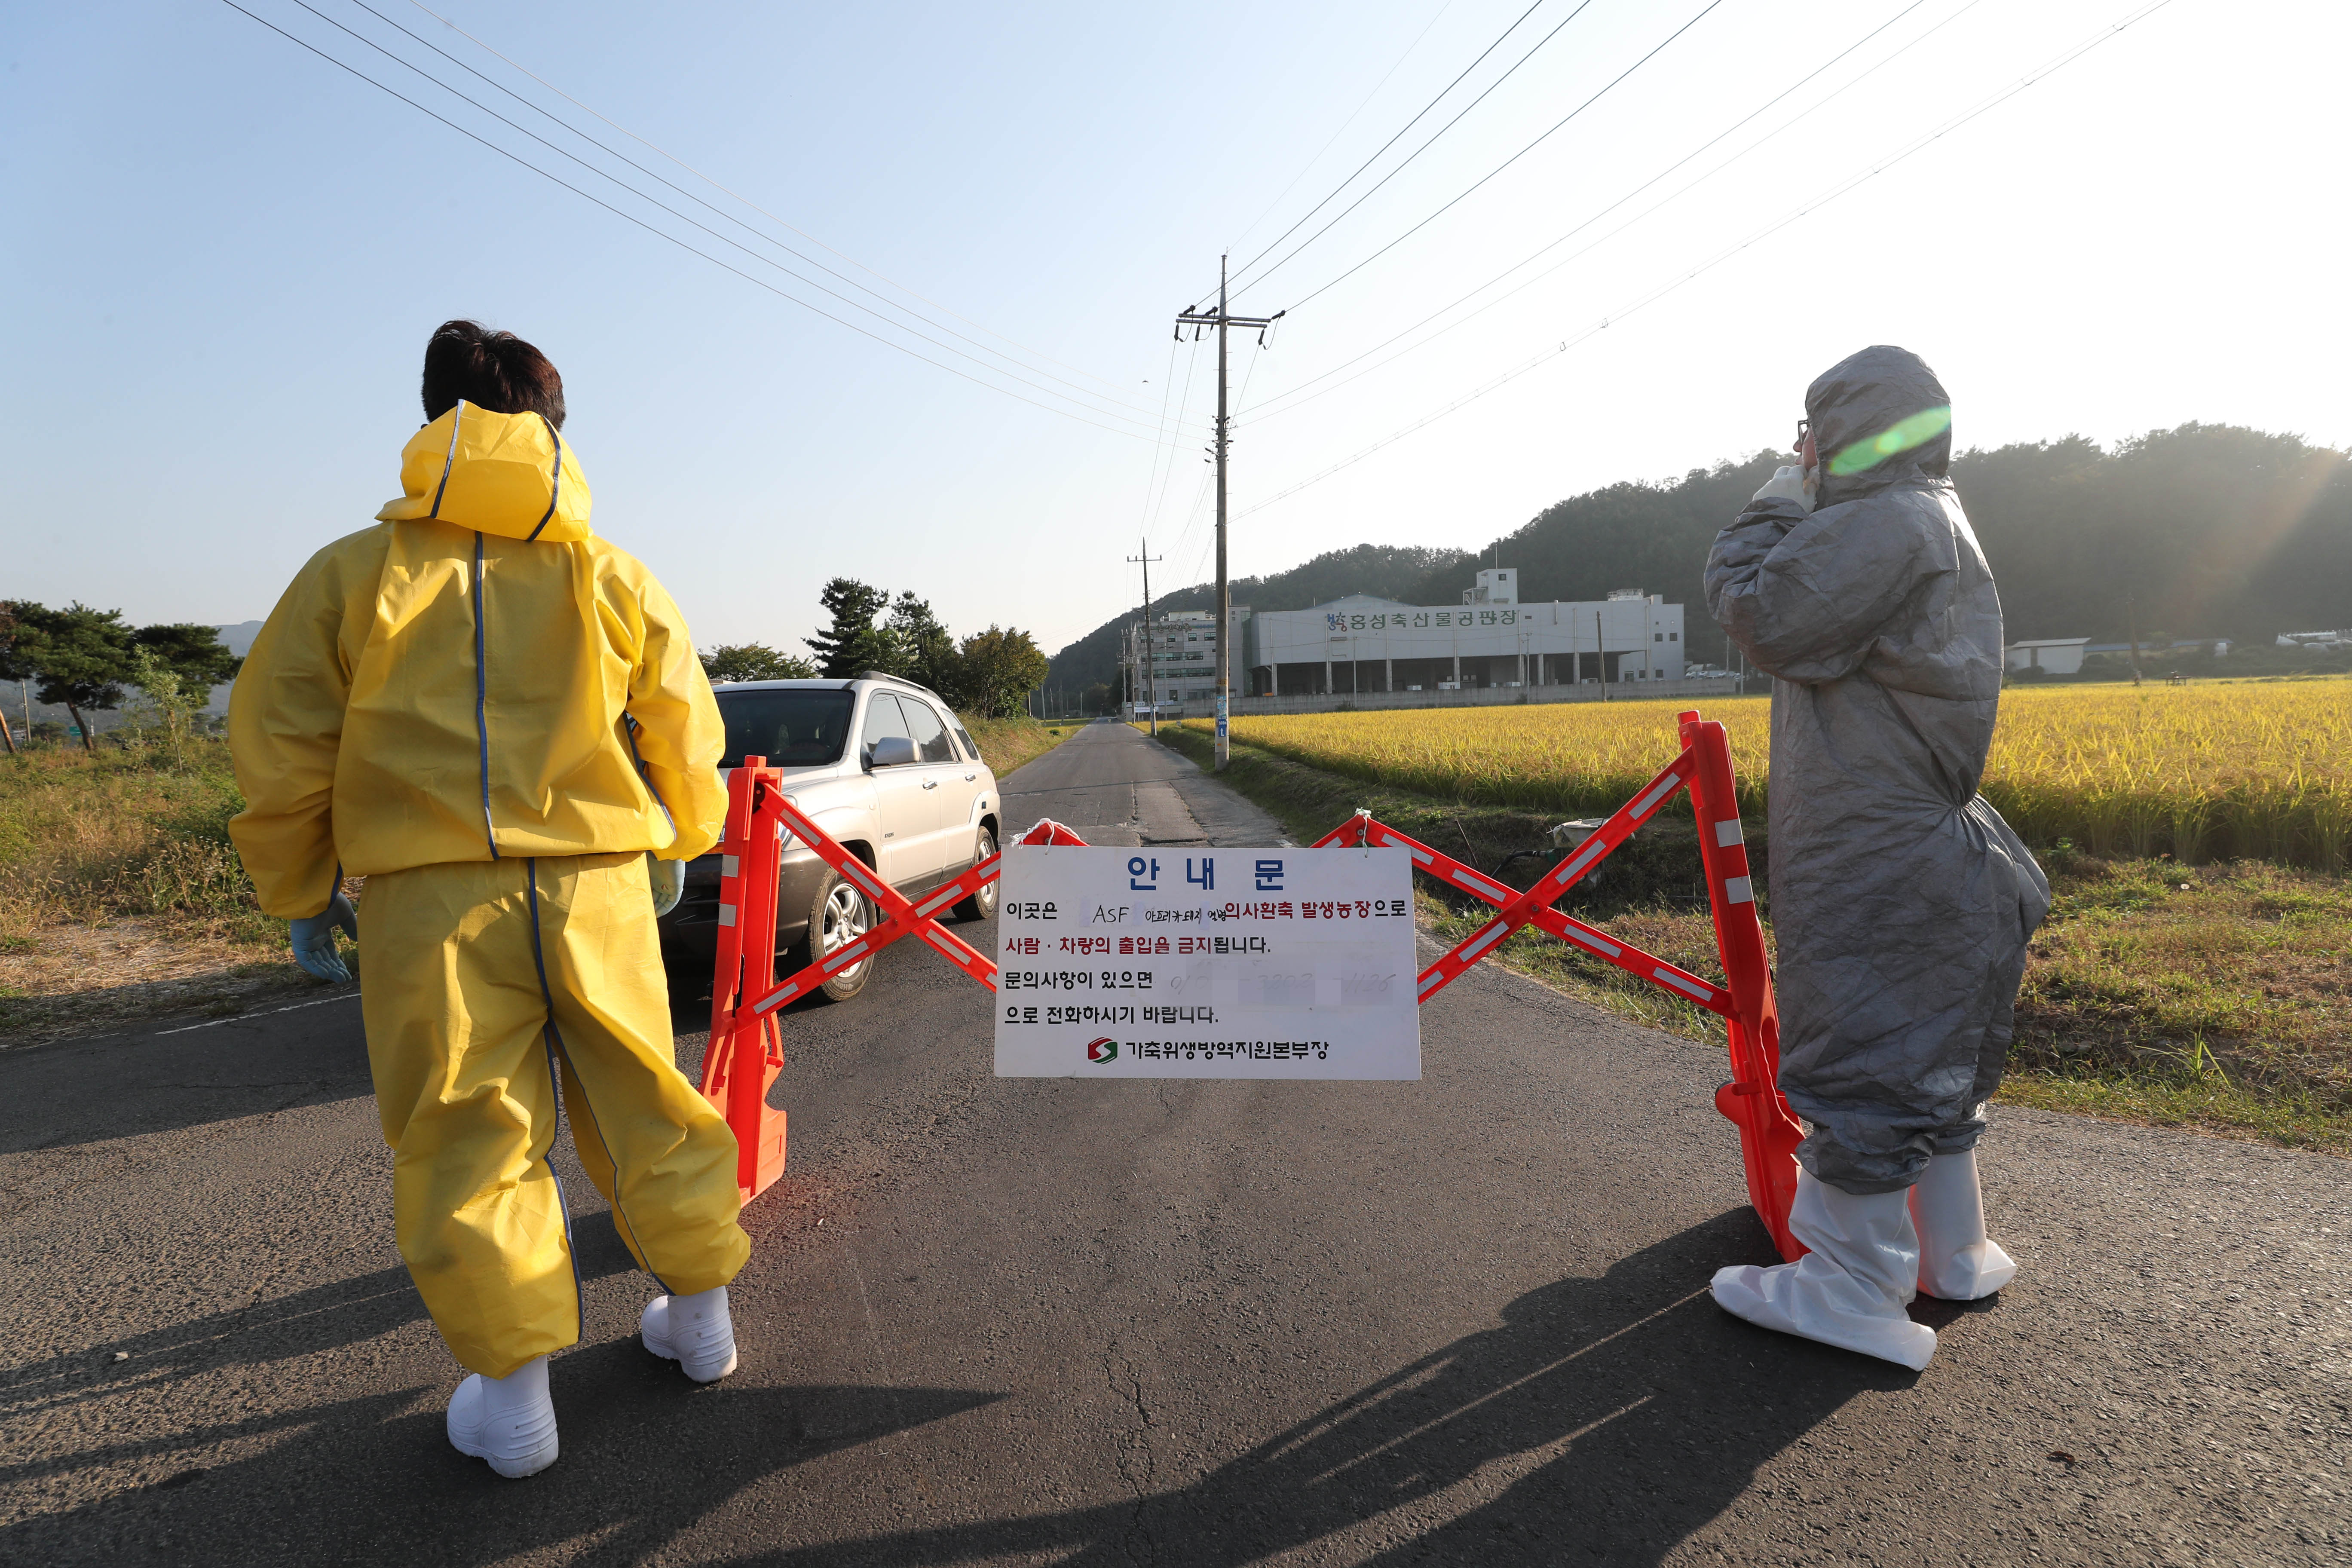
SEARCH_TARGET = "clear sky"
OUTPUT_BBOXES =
[5,0,2344,656]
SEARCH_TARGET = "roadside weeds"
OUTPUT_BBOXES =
[1150,725,2352,1157]
[2,713,1075,1046]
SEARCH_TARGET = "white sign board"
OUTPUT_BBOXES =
[993,845,1421,1079]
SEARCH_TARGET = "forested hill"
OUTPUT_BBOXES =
[1044,424,2352,703]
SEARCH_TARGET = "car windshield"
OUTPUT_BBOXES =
[715,688,857,769]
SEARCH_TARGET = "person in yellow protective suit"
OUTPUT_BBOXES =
[228,321,750,1478]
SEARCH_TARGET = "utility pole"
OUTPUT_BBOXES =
[1129,541,1163,736]
[1177,258,1280,771]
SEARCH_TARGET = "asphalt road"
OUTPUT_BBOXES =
[5,721,2347,1565]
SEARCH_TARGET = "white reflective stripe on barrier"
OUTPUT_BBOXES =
[1555,838,1608,885]
[718,904,737,927]
[1453,869,1509,901]
[1456,922,1508,961]
[1559,924,1621,958]
[916,885,963,918]
[1714,819,1743,847]
[1633,773,1683,817]
[1654,967,1713,1000]
[723,855,740,876]
[1723,875,1753,904]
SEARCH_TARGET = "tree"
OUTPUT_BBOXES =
[804,578,892,679]
[13,602,134,755]
[0,601,28,754]
[130,623,244,689]
[701,643,817,683]
[886,591,961,695]
[956,625,1049,718]
[123,646,201,763]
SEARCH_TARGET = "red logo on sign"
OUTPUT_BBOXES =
[1086,1038,1119,1063]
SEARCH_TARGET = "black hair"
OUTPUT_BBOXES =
[420,319,566,429]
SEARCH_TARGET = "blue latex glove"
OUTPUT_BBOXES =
[291,891,360,983]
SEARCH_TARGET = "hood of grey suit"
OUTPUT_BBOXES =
[1807,343,1954,507]
[1704,345,2049,1194]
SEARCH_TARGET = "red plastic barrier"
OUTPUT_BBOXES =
[1313,710,1804,1259]
[699,756,1086,1199]
[703,712,1799,1257]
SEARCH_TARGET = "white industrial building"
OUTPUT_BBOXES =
[1246,570,1684,697]
[2004,637,2092,675]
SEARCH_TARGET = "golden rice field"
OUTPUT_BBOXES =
[1184,680,2352,870]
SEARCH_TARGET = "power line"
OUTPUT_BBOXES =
[1136,335,1185,533]
[1225,0,1458,255]
[1171,336,1263,584]
[402,0,1139,401]
[1243,0,1962,425]
[1148,336,1207,545]
[340,0,1190,429]
[217,1,1176,442]
[1223,0,1559,294]
[1273,0,1730,313]
[280,0,1193,437]
[1238,0,2184,517]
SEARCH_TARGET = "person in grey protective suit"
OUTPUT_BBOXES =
[1702,345,2049,1371]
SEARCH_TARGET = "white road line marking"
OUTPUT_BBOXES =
[156,989,361,1035]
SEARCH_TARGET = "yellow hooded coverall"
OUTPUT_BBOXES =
[229,403,750,1378]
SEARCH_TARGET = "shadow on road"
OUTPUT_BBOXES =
[2,1213,651,1429]
[0,994,372,1153]
[3,1335,1002,1565]
[710,1211,1911,1567]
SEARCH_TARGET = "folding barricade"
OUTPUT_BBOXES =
[698,756,1087,1199]
[699,708,1804,1259]
[1310,710,1804,1259]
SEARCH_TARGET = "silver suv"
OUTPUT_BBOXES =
[658,674,1001,1003]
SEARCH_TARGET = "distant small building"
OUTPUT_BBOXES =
[2277,629,2352,650]
[2005,637,2091,676]
[1124,605,1250,716]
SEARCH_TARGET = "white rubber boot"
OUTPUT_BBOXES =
[641,1285,738,1382]
[1910,1150,2018,1300]
[446,1355,559,1478]
[1711,1169,1939,1371]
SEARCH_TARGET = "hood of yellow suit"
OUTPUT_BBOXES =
[377,402,594,542]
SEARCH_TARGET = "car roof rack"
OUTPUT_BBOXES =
[855,670,946,703]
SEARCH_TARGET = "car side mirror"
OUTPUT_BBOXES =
[868,735,918,770]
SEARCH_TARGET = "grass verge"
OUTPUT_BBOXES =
[0,736,310,1044]
[1152,726,2352,1156]
[965,715,1079,778]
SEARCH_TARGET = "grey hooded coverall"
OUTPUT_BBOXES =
[1704,345,2050,1194]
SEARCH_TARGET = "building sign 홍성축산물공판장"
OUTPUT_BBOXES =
[992,845,1421,1079]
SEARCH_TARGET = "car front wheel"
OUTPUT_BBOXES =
[806,867,874,1003]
